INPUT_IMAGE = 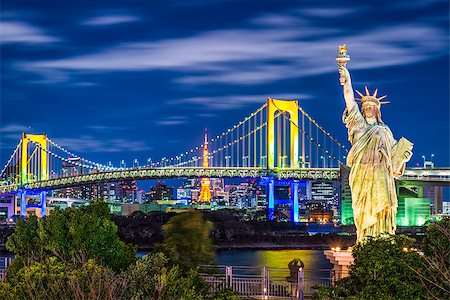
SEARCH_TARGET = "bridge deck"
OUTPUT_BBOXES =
[1,167,449,193]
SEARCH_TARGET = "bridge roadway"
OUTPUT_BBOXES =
[0,167,449,193]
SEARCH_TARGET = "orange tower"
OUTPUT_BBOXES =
[198,129,212,203]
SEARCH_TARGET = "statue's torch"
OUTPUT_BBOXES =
[336,44,350,86]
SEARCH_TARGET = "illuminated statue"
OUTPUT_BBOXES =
[337,46,413,243]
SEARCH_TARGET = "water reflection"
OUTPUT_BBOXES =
[217,250,332,280]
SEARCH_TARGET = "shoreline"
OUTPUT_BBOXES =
[136,242,340,252]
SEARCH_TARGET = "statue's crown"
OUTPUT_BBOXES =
[355,86,390,106]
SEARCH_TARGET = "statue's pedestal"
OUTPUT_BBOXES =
[324,250,354,283]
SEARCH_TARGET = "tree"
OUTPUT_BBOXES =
[413,217,450,299]
[160,210,215,270]
[6,200,136,272]
[314,235,426,300]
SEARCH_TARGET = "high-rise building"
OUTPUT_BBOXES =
[424,186,443,214]
[443,201,450,215]
[340,166,353,225]
[150,182,173,200]
[307,180,340,220]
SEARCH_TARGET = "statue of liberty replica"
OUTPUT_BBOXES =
[337,45,414,243]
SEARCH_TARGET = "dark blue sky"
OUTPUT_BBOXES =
[1,0,449,170]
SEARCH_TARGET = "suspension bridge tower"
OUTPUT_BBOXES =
[267,98,302,168]
[19,133,49,217]
[198,130,212,203]
[266,98,304,222]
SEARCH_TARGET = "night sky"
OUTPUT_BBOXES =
[1,1,449,176]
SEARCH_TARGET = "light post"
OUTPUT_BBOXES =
[280,155,287,168]
[431,154,435,165]
[225,156,231,167]
[321,156,326,168]
[260,156,267,168]
[242,156,248,167]
[147,158,152,167]
[421,155,426,168]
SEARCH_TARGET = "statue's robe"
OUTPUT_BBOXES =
[343,102,404,243]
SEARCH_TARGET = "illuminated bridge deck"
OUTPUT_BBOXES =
[1,167,449,193]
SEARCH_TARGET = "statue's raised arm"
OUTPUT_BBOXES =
[336,45,357,111]
[339,66,357,111]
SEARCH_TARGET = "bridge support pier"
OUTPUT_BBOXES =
[20,190,27,216]
[290,180,299,223]
[18,189,47,217]
[266,178,300,222]
[40,191,47,217]
[267,179,274,221]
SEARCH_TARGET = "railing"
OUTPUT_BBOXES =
[200,265,331,299]
[400,168,450,183]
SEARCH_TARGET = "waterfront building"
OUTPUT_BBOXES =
[309,209,333,223]
[397,197,431,226]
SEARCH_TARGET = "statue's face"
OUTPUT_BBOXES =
[362,102,378,119]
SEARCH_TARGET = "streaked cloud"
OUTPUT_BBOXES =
[156,116,188,126]
[300,8,356,18]
[173,93,311,110]
[0,124,32,133]
[87,125,126,131]
[54,136,152,153]
[81,15,141,26]
[0,21,60,44]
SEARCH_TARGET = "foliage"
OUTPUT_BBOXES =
[5,216,44,261]
[160,210,215,270]
[0,257,126,300]
[123,251,212,300]
[6,200,136,272]
[314,235,426,300]
[1,252,214,300]
[414,217,450,299]
[123,252,169,298]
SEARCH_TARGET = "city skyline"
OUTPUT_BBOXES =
[1,0,449,170]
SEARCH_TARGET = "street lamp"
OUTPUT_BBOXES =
[421,155,426,168]
[225,155,231,167]
[242,156,249,167]
[280,155,287,168]
[260,156,267,168]
[320,156,326,168]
